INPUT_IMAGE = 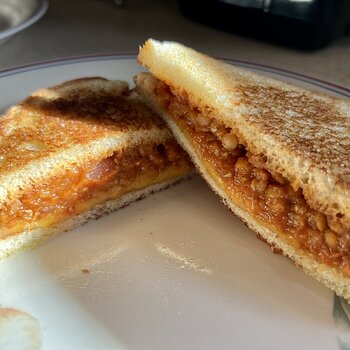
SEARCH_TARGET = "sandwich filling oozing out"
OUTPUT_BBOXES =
[153,81,350,277]
[0,140,191,238]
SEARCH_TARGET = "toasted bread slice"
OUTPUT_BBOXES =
[138,40,350,228]
[0,77,192,258]
[136,40,350,302]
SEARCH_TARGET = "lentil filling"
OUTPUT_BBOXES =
[155,83,350,277]
[0,140,191,237]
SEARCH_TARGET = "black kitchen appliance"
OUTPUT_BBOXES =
[179,0,350,49]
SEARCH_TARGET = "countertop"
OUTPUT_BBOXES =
[0,0,349,87]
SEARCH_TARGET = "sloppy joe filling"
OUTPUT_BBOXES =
[154,82,350,276]
[0,140,191,237]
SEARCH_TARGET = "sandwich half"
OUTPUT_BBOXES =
[0,77,192,259]
[136,39,350,302]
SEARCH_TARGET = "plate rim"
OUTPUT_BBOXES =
[0,53,348,98]
[0,0,48,41]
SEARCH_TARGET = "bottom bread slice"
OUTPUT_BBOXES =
[0,174,191,259]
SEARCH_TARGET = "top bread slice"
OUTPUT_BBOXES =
[0,77,172,204]
[138,39,350,230]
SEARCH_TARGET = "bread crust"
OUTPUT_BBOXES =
[137,39,350,230]
[136,73,350,303]
[0,174,191,259]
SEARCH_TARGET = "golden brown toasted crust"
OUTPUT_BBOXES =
[0,77,172,203]
[135,72,350,302]
[137,39,350,230]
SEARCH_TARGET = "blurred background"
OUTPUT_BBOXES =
[0,0,349,85]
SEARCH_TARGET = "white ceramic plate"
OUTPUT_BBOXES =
[0,0,48,46]
[0,56,349,350]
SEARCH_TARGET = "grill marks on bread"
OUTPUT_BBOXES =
[0,78,167,176]
[237,84,350,173]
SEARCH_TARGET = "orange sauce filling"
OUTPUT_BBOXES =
[155,83,350,276]
[0,141,191,237]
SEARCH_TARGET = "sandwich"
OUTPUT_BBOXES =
[135,39,350,302]
[0,77,192,259]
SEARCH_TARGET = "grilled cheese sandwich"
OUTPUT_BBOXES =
[0,77,192,258]
[136,39,350,302]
